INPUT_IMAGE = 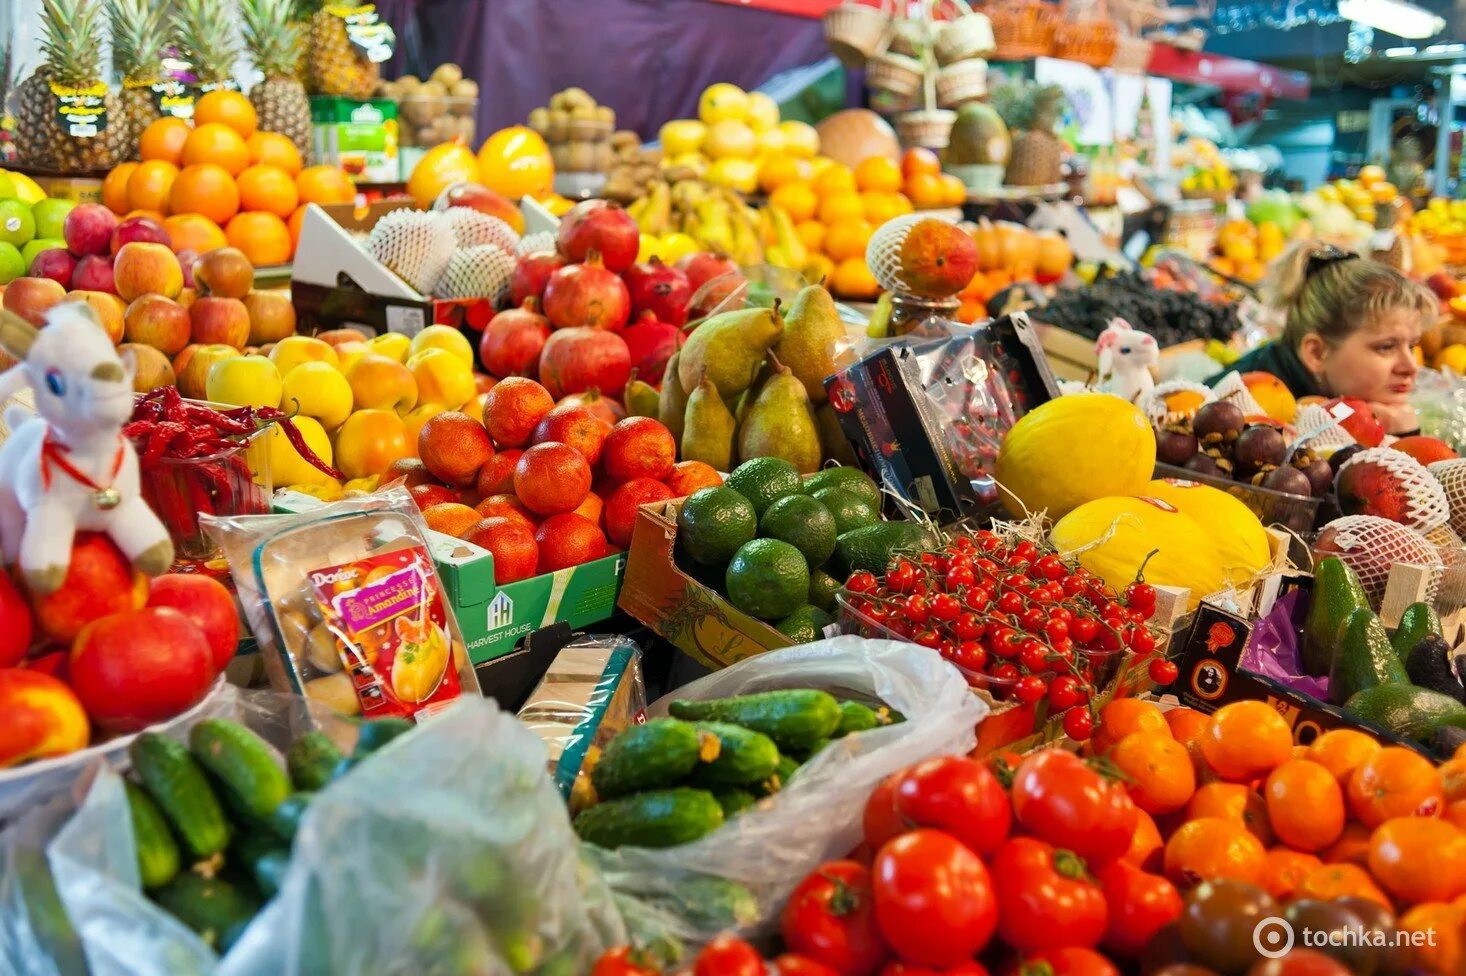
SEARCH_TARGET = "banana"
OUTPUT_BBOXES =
[719,189,764,265]
[764,203,808,270]
[639,181,672,237]
[694,196,735,255]
[626,195,650,225]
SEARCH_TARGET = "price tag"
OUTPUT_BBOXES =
[146,77,196,119]
[326,4,396,63]
[50,81,108,138]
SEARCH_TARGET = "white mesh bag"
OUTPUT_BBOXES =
[366,209,456,295]
[444,207,519,253]
[1337,447,1450,532]
[1209,370,1267,419]
[1140,379,1213,427]
[1293,402,1358,454]
[1313,515,1444,607]
[863,213,973,298]
[434,244,516,302]
[517,231,557,256]
[1429,458,1466,540]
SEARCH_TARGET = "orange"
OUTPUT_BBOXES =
[1400,902,1465,974]
[122,208,166,225]
[818,190,865,226]
[758,156,804,193]
[901,147,942,180]
[830,257,879,301]
[103,162,137,214]
[906,172,947,210]
[812,163,856,197]
[1448,799,1466,832]
[139,116,191,165]
[246,131,303,176]
[1323,821,1373,867]
[1186,782,1275,846]
[1111,731,1195,814]
[1369,817,1466,905]
[1296,863,1393,909]
[1165,707,1211,773]
[1260,848,1323,902]
[296,165,356,206]
[236,164,300,218]
[1306,728,1381,785]
[1162,817,1266,889]
[861,191,909,225]
[126,159,179,213]
[194,90,257,139]
[288,204,308,249]
[1123,808,1164,873]
[422,502,481,538]
[1199,700,1292,782]
[162,214,227,255]
[1264,759,1345,852]
[225,211,292,266]
[1439,756,1466,802]
[939,173,968,207]
[170,164,240,226]
[1347,747,1445,827]
[854,156,903,194]
[769,183,818,223]
[794,220,825,253]
[1095,698,1170,755]
[182,122,251,176]
[824,218,873,263]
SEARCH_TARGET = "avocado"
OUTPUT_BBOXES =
[803,466,882,510]
[833,522,938,576]
[1392,602,1443,660]
[1329,608,1408,705]
[1343,683,1466,742]
[677,486,758,566]
[1404,635,1466,705]
[725,539,810,620]
[1302,557,1370,677]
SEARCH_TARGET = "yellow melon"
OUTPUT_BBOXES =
[1050,495,1226,609]
[1144,478,1272,586]
[995,393,1156,521]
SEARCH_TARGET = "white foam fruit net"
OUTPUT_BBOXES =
[517,231,557,256]
[865,213,929,295]
[444,207,519,253]
[1209,370,1267,419]
[1293,402,1357,453]
[1425,521,1466,612]
[366,209,456,295]
[1140,379,1214,426]
[434,244,516,302]
[1430,459,1466,540]
[1313,515,1444,607]
[1338,447,1450,532]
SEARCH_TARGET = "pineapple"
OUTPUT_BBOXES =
[242,0,312,157]
[14,0,126,172]
[110,0,168,152]
[303,0,380,98]
[172,0,239,93]
[993,83,1068,188]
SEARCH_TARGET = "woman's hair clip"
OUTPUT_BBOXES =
[1305,245,1357,278]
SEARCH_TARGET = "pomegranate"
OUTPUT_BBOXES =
[621,315,683,385]
[509,250,566,307]
[558,388,626,425]
[479,298,552,378]
[677,251,739,292]
[542,252,631,331]
[538,327,632,401]
[557,200,639,273]
[623,257,692,327]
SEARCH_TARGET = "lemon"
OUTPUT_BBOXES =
[703,119,756,160]
[779,121,820,159]
[699,83,749,125]
[745,91,780,132]
[659,119,706,157]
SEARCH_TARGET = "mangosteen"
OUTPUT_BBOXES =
[1328,443,1365,474]
[1296,458,1334,498]
[1156,427,1200,466]
[1182,453,1222,477]
[1192,400,1245,446]
[1259,465,1313,498]
[1233,424,1288,479]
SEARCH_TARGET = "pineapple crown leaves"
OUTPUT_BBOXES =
[989,81,1068,133]
[109,0,167,82]
[171,0,239,86]
[37,0,107,88]
[241,0,304,77]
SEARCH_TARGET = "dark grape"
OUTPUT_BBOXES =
[1233,425,1288,478]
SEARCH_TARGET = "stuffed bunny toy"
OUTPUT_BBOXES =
[1095,318,1159,404]
[0,304,172,594]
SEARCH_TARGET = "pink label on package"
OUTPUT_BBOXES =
[327,565,428,635]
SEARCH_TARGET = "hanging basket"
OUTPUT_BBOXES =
[896,109,958,150]
[936,59,990,108]
[989,0,1059,61]
[1109,33,1153,73]
[888,18,926,57]
[935,0,997,63]
[1053,16,1117,67]
[867,51,928,99]
[824,1,894,67]
[871,88,922,114]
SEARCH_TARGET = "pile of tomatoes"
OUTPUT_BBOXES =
[841,530,1174,732]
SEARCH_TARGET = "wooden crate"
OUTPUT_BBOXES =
[1033,321,1204,383]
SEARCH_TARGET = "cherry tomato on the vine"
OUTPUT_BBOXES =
[773,955,840,976]
[1063,708,1094,741]
[591,946,663,976]
[1125,581,1157,617]
[1048,674,1083,710]
[1148,658,1178,684]
[904,595,930,624]
[930,593,960,622]
[1015,674,1047,704]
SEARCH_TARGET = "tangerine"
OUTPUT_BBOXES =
[1259,848,1323,902]
[1439,756,1466,802]
[1295,863,1393,909]
[906,172,947,210]
[139,117,191,165]
[1400,902,1464,975]
[475,493,537,530]
[483,377,555,448]
[665,460,722,498]
[236,164,299,218]
[939,173,968,207]
[758,156,804,193]
[602,417,676,482]
[297,165,356,206]
[824,218,873,262]
[421,502,481,538]
[461,517,538,584]
[1347,747,1445,827]
[1165,707,1211,773]
[225,211,293,266]
[418,410,494,487]
[769,183,818,223]
[1162,817,1266,889]
[1448,799,1466,832]
[854,156,903,194]
[126,159,179,213]
[103,162,137,214]
[1111,731,1196,814]
[861,191,910,225]
[1307,729,1381,785]
[514,442,592,516]
[246,131,303,175]
[1186,782,1275,846]
[1369,817,1466,904]
[535,513,608,572]
[1095,697,1171,754]
[171,164,240,225]
[194,90,257,139]
[1123,807,1164,873]
[1323,822,1374,867]
[162,213,227,255]
[818,190,865,226]
[795,220,826,254]
[182,122,250,176]
[901,147,942,180]
[1264,759,1345,852]
[1199,700,1292,781]
[287,204,308,249]
[812,163,856,197]
[830,257,879,300]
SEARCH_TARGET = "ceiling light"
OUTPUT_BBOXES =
[1425,42,1466,53]
[1339,0,1446,39]
[1384,45,1419,55]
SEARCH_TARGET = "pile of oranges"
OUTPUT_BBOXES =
[100,91,357,267]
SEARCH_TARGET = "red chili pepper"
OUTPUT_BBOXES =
[273,416,343,480]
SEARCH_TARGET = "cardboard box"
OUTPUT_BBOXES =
[618,497,795,670]
[1033,322,1205,384]
[310,96,400,183]
[274,491,626,665]
[10,170,104,204]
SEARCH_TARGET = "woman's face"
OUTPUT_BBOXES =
[1301,307,1421,404]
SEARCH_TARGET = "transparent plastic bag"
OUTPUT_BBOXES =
[589,636,986,949]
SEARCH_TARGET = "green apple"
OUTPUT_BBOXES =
[0,243,25,285]
[22,238,66,268]
[0,200,36,247]
[30,197,77,241]
[0,172,17,201]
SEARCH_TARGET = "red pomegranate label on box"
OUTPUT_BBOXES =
[308,547,462,719]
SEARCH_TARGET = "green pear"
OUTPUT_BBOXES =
[681,375,736,472]
[738,355,822,474]
[816,402,858,467]
[659,350,691,442]
[774,284,844,405]
[624,371,660,418]
[677,303,784,399]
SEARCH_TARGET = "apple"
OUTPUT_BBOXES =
[114,241,183,301]
[69,606,215,733]
[0,671,89,768]
[120,342,177,392]
[189,295,250,348]
[192,246,254,299]
[71,254,116,294]
[111,215,172,255]
[207,354,283,409]
[316,328,369,348]
[29,248,76,289]
[25,531,148,644]
[345,353,418,413]
[407,347,475,408]
[146,574,240,674]
[124,293,191,356]
[243,289,296,344]
[172,343,239,400]
[282,360,353,429]
[2,276,67,326]
[176,249,199,288]
[334,408,411,478]
[269,334,338,376]
[22,237,66,269]
[63,203,119,257]
[30,198,77,241]
[0,570,33,668]
[64,290,126,344]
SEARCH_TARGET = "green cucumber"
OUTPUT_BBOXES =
[794,738,831,762]
[231,831,290,899]
[711,787,757,817]
[688,722,779,786]
[124,781,180,890]
[129,733,231,861]
[267,791,316,843]
[668,689,842,752]
[573,788,724,849]
[189,719,292,822]
[353,717,415,757]
[151,873,261,952]
[591,718,719,799]
[836,700,888,736]
[286,732,344,792]
[658,876,759,931]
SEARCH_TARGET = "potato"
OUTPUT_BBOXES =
[450,78,479,99]
[566,141,595,172]
[430,62,463,86]
[307,673,361,716]
[569,103,595,122]
[594,105,615,126]
[527,107,550,133]
[397,74,421,90]
[560,86,593,109]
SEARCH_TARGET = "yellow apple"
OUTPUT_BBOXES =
[366,331,412,363]
[345,352,418,413]
[409,324,475,368]
[269,335,339,377]
[289,479,344,501]
[402,402,447,452]
[779,120,819,159]
[335,340,370,372]
[282,360,353,429]
[173,343,239,400]
[334,408,410,479]
[463,391,489,425]
[206,354,282,409]
[407,347,475,409]
[266,415,333,486]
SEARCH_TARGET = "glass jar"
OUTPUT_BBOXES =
[138,428,273,561]
[887,294,963,337]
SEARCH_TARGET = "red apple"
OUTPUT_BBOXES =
[26,532,149,644]
[189,295,250,348]
[63,203,119,257]
[0,571,32,669]
[2,276,67,326]
[29,248,76,289]
[72,254,117,294]
[146,574,239,674]
[0,670,89,768]
[111,215,172,255]
[70,607,215,733]
[176,248,199,288]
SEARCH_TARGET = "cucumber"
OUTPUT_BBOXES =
[151,873,261,952]
[711,787,757,817]
[286,732,344,792]
[573,788,724,849]
[668,690,842,753]
[189,719,292,822]
[267,791,315,843]
[688,722,779,786]
[775,754,800,784]
[124,781,180,890]
[836,700,888,736]
[794,738,831,763]
[591,718,720,799]
[231,832,290,899]
[658,876,759,931]
[129,733,231,861]
[353,717,415,757]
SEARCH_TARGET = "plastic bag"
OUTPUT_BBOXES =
[589,636,986,949]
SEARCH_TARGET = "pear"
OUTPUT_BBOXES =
[659,350,691,442]
[624,371,660,418]
[737,355,822,474]
[681,375,736,472]
[774,284,844,405]
[678,303,784,399]
[816,402,858,468]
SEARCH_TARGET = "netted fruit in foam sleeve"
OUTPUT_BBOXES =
[365,208,456,295]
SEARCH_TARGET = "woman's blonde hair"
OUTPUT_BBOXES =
[1262,240,1436,350]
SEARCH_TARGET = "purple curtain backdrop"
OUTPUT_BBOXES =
[375,0,831,141]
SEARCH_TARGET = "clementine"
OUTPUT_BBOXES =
[246,131,304,175]
[139,116,190,165]
[768,183,818,223]
[901,147,942,181]
[162,214,228,255]
[906,173,947,210]
[665,460,722,497]
[1162,817,1267,888]
[1264,759,1345,852]
[830,257,879,300]
[1369,817,1466,904]
[182,122,250,176]
[225,211,293,266]
[418,410,494,487]
[1295,863,1393,909]
[1440,756,1466,802]
[1347,747,1445,827]
[1123,807,1164,873]
[194,90,257,139]
[421,502,481,538]
[514,442,592,516]
[1185,782,1275,846]
[237,164,300,218]
[103,162,137,214]
[1199,700,1292,782]
[1260,848,1323,902]
[171,164,240,226]
[1323,821,1374,867]
[1095,698,1170,754]
[1400,902,1464,974]
[461,517,538,584]
[854,156,903,194]
[1306,728,1381,785]
[535,513,608,572]
[297,165,357,206]
[483,377,555,448]
[127,160,179,214]
[1111,732,1195,814]
[824,218,874,263]
[287,205,308,249]
[1448,799,1466,832]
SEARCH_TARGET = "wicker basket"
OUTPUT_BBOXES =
[936,58,989,108]
[1108,32,1153,73]
[1052,16,1116,66]
[867,51,927,98]
[896,109,958,149]
[934,2,997,63]
[989,0,1058,61]
[871,88,922,114]
[888,18,925,57]
[824,1,893,67]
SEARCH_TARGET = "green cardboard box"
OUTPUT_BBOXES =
[309,96,399,183]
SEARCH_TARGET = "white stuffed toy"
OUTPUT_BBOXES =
[0,304,173,594]
[1094,318,1159,404]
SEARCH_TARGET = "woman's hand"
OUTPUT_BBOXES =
[1365,400,1419,435]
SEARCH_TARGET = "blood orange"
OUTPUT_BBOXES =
[605,478,674,548]
[602,417,676,482]
[532,404,612,465]
[483,377,555,448]
[462,517,539,583]
[535,514,609,572]
[514,443,592,516]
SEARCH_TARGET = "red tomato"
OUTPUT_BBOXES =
[694,934,764,976]
[1010,750,1136,868]
[880,964,990,976]
[864,773,906,850]
[773,955,841,976]
[1020,947,1121,976]
[892,755,1012,857]
[591,946,662,976]
[990,837,1108,952]
[1096,860,1182,958]
[782,860,890,976]
[872,829,998,968]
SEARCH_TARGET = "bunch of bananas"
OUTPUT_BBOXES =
[627,179,818,277]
